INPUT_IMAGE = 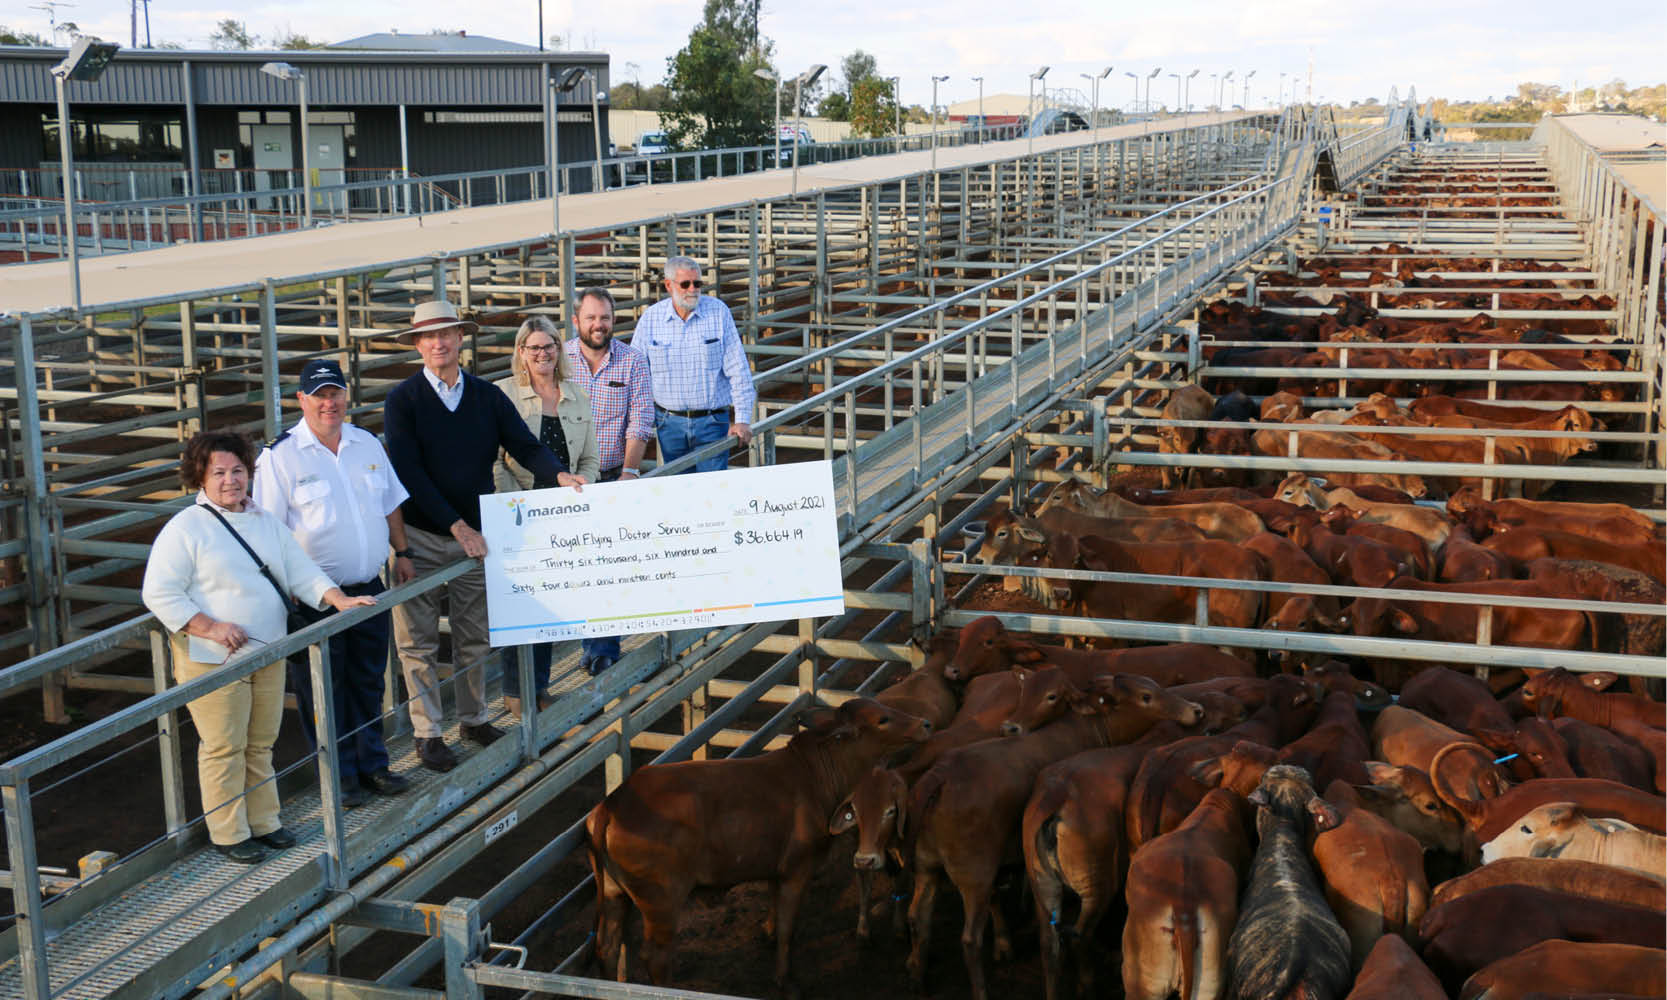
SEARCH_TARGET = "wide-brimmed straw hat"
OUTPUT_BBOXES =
[395,300,478,342]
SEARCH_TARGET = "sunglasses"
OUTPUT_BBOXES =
[674,279,704,290]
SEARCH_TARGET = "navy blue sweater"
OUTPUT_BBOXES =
[385,370,567,534]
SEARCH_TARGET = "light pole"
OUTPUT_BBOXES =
[1209,73,1218,111]
[1124,70,1138,115]
[754,67,782,167]
[1146,67,1162,127]
[791,63,827,194]
[260,61,311,227]
[1168,72,1180,117]
[971,75,983,142]
[52,37,119,312]
[586,69,605,191]
[930,74,948,172]
[545,66,585,234]
[1084,65,1111,138]
[1278,71,1287,107]
[889,76,901,148]
[1220,70,1234,111]
[1242,69,1256,108]
[1027,66,1049,154]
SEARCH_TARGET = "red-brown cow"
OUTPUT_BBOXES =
[1419,885,1666,994]
[1470,718,1578,781]
[1244,531,1337,623]
[1426,742,1667,843]
[1321,506,1433,579]
[1428,856,1667,911]
[905,671,1201,1000]
[1524,558,1665,659]
[1484,527,1666,583]
[1344,935,1445,1000]
[1122,788,1253,1000]
[586,698,932,991]
[1523,667,1665,792]
[1436,524,1514,582]
[1308,780,1430,969]
[1277,689,1373,789]
[1397,666,1514,735]
[1553,717,1658,790]
[1447,486,1659,538]
[1458,941,1665,1000]
[1287,518,1414,588]
[1342,578,1601,653]
[1358,761,1469,855]
[1040,478,1266,542]
[1156,385,1216,488]
[945,615,1257,686]
[828,766,910,943]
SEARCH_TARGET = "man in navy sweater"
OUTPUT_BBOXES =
[385,300,585,772]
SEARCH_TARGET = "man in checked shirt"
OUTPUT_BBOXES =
[563,286,654,673]
[636,255,757,473]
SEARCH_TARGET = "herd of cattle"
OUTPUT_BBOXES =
[583,623,1665,999]
[575,226,1662,999]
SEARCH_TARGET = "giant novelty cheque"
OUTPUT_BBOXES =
[480,461,845,645]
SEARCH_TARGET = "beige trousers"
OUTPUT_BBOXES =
[390,524,491,738]
[173,638,285,846]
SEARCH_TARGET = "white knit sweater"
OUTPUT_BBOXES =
[142,493,336,645]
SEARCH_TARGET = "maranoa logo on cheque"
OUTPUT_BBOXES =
[506,497,591,526]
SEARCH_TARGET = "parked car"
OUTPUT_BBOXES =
[626,132,672,182]
[776,126,815,166]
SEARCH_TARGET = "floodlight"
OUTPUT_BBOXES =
[259,61,301,82]
[556,66,586,90]
[1032,66,1050,80]
[798,64,826,87]
[56,38,119,81]
[754,68,777,82]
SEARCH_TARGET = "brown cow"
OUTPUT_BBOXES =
[1425,743,1667,843]
[1552,716,1658,790]
[945,616,1257,685]
[1122,788,1253,1000]
[1470,718,1578,781]
[1358,761,1468,855]
[1156,385,1216,488]
[1308,780,1430,969]
[1344,935,1445,1000]
[1288,519,1415,588]
[1127,674,1321,850]
[1244,530,1337,622]
[1446,486,1659,538]
[1484,527,1666,583]
[1458,941,1666,1000]
[1428,856,1667,912]
[1418,884,1666,993]
[1398,666,1515,735]
[904,671,1201,1000]
[1524,558,1665,658]
[976,503,1207,555]
[1252,426,1430,497]
[1023,729,1179,1000]
[1342,578,1601,653]
[1320,506,1433,579]
[875,634,961,731]
[1523,667,1665,791]
[1436,524,1514,582]
[586,698,932,991]
[1277,689,1372,790]
[828,766,910,943]
[1371,705,1508,802]
[1040,478,1266,542]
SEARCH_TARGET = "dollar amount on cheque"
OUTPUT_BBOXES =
[480,461,846,644]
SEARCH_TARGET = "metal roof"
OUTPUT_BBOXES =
[0,45,608,106]
[329,31,540,52]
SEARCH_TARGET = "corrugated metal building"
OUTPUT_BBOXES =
[0,45,610,199]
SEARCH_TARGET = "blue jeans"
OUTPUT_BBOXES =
[287,578,391,782]
[500,643,551,699]
[655,409,731,474]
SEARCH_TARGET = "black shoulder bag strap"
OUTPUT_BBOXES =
[198,504,297,615]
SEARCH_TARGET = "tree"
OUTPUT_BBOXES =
[816,91,849,120]
[840,49,878,97]
[849,76,899,137]
[209,18,257,50]
[0,25,48,45]
[659,0,774,150]
[273,30,323,50]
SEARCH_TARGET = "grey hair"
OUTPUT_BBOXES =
[510,314,573,385]
[663,255,702,281]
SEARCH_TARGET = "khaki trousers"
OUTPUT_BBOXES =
[173,638,285,846]
[391,524,491,738]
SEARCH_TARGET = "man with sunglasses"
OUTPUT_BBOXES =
[636,255,756,474]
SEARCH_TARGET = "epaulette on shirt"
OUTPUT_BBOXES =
[265,428,293,451]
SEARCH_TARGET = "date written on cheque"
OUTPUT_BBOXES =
[745,495,827,515]
[734,528,806,546]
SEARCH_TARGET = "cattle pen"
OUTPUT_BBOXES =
[0,101,1662,1000]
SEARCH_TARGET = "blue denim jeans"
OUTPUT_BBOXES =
[500,643,551,699]
[654,409,731,474]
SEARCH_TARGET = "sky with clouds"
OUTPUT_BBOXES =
[31,0,1666,108]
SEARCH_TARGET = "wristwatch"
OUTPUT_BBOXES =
[393,548,413,559]
[622,468,641,478]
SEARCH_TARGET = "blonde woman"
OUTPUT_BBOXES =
[494,315,599,714]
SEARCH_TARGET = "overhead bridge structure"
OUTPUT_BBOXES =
[0,98,1660,1000]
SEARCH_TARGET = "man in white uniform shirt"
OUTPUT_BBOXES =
[254,359,414,806]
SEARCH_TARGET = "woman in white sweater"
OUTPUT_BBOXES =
[142,431,375,864]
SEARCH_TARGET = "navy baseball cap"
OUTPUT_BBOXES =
[299,359,348,395]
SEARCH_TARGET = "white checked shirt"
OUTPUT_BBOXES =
[422,367,466,412]
[635,295,757,422]
[253,420,411,585]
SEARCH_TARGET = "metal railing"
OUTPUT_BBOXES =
[0,122,1032,265]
